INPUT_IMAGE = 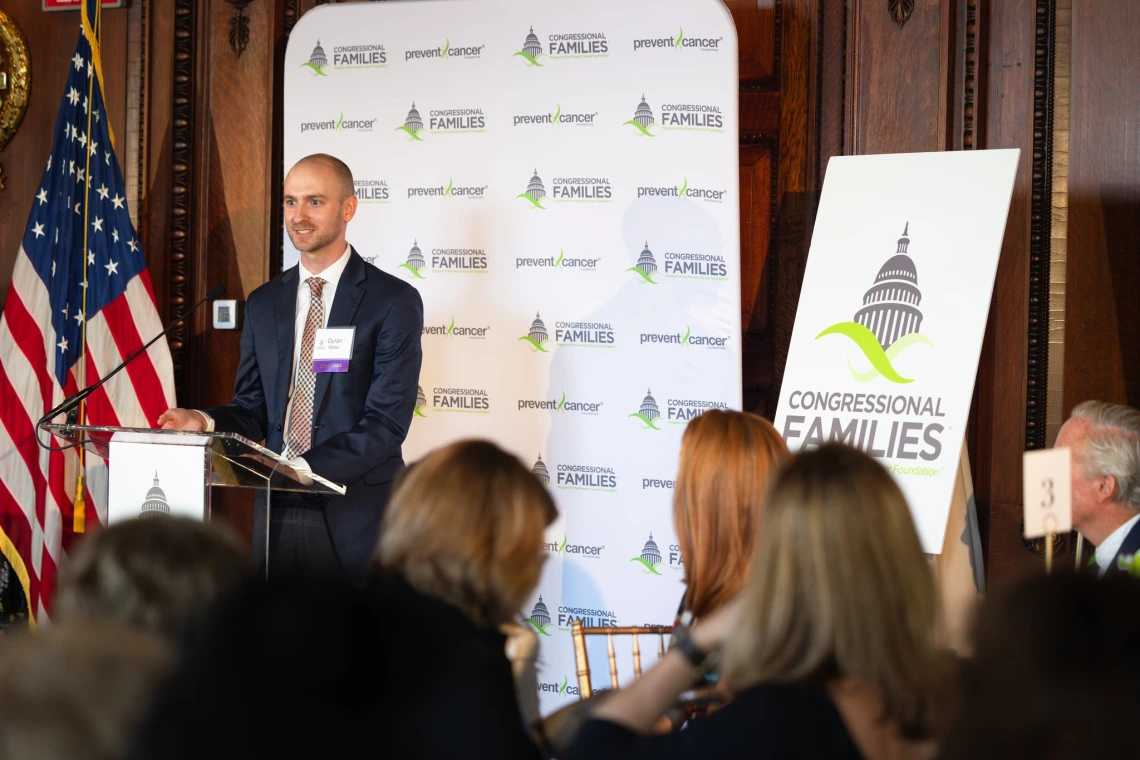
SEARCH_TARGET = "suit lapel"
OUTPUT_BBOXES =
[312,249,366,419]
[273,267,299,417]
[1110,518,1140,574]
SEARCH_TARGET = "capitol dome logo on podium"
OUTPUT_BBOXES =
[140,472,172,519]
[815,223,934,384]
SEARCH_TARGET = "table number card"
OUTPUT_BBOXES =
[1023,448,1072,539]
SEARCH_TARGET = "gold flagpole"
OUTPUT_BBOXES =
[73,0,104,534]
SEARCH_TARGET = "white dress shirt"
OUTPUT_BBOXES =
[195,244,353,480]
[1094,512,1140,575]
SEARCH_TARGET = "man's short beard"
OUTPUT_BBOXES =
[289,224,342,253]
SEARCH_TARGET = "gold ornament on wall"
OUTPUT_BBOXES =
[0,9,31,191]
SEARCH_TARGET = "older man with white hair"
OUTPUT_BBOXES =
[1054,401,1140,575]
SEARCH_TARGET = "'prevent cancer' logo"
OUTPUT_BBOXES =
[815,223,933,384]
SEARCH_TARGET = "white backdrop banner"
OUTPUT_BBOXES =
[286,0,741,713]
[774,150,1019,554]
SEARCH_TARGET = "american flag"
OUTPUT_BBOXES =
[0,0,174,626]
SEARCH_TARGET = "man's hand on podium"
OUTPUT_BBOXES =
[157,408,208,431]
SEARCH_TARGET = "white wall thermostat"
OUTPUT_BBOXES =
[213,299,239,330]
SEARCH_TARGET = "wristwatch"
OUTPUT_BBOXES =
[671,624,721,684]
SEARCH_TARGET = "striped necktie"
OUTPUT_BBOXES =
[286,276,326,456]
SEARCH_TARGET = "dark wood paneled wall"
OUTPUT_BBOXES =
[0,3,129,308]
[1063,0,1139,412]
[77,0,1133,579]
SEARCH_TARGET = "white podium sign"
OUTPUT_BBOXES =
[106,433,208,523]
[774,150,1019,553]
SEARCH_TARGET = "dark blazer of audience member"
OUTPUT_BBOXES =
[370,440,557,760]
[565,444,950,760]
[939,572,1140,759]
[673,409,787,622]
[1054,401,1140,575]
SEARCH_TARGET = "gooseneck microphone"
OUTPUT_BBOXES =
[36,284,228,436]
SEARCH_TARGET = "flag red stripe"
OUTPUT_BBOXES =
[2,290,54,417]
[0,366,49,532]
[100,286,166,427]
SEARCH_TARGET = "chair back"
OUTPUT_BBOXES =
[570,620,672,700]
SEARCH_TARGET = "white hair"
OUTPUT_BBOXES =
[1070,401,1140,511]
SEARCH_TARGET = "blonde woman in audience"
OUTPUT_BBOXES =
[565,444,951,760]
[54,517,249,638]
[673,409,787,624]
[371,439,556,759]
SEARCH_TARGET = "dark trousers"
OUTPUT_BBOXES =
[255,481,394,579]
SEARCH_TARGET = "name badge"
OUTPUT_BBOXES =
[312,327,355,373]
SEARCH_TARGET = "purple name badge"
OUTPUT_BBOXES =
[313,359,349,373]
[312,327,355,373]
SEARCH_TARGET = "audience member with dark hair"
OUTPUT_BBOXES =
[673,409,787,622]
[564,444,951,760]
[940,571,1140,759]
[0,620,172,760]
[54,516,250,638]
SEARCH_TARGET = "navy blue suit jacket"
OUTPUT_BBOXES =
[204,248,423,567]
[1105,519,1140,576]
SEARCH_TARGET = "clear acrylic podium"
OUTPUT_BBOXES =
[40,424,345,576]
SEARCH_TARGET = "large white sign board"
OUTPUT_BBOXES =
[286,0,741,713]
[774,150,1019,553]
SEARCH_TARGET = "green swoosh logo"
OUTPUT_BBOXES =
[300,61,327,77]
[815,322,931,384]
[556,391,567,411]
[675,27,684,48]
[414,406,427,418]
[630,557,664,575]
[558,534,568,554]
[626,266,658,284]
[444,178,453,196]
[681,325,691,347]
[395,125,424,141]
[516,193,547,210]
[446,317,455,336]
[518,335,550,352]
[623,120,655,137]
[555,248,564,267]
[559,676,569,694]
[442,38,450,57]
[845,331,934,382]
[677,177,689,197]
[397,263,426,280]
[513,50,544,67]
[552,104,561,125]
[525,618,552,636]
[335,111,345,131]
[628,412,661,431]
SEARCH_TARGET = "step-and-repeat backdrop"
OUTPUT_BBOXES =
[286,0,740,713]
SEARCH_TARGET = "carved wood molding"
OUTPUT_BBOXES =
[888,0,915,28]
[961,0,979,149]
[226,0,254,57]
[168,0,196,403]
[1026,0,1055,451]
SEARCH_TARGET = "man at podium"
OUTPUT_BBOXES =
[158,154,424,577]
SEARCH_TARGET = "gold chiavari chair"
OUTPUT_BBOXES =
[569,620,672,699]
